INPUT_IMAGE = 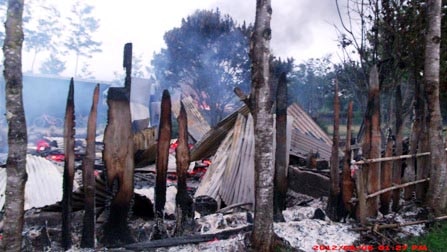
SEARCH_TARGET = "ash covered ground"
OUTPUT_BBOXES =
[0,136,431,251]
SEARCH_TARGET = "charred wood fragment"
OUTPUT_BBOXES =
[362,65,381,218]
[326,79,343,221]
[152,90,172,240]
[62,79,75,250]
[126,225,252,250]
[274,72,288,222]
[80,84,99,248]
[175,102,195,236]
[102,44,135,246]
[379,129,393,215]
[342,101,354,218]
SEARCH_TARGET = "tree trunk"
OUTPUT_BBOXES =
[249,0,275,250]
[326,79,342,221]
[424,0,447,215]
[62,79,75,250]
[274,72,288,222]
[81,84,99,248]
[174,102,195,236]
[2,1,27,250]
[152,90,172,240]
[342,101,354,217]
[362,65,381,218]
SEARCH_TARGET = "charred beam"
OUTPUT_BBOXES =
[362,65,381,218]
[379,129,393,214]
[102,44,135,246]
[274,72,288,222]
[152,90,172,240]
[342,101,354,217]
[175,102,195,236]
[125,225,252,250]
[62,79,75,250]
[80,84,99,248]
[326,79,342,221]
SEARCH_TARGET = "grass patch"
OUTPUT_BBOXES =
[402,221,447,251]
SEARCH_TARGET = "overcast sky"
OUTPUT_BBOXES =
[24,0,345,82]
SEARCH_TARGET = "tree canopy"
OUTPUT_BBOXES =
[151,9,251,126]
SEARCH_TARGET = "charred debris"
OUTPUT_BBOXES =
[0,45,443,250]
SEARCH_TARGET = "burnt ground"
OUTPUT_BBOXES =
[0,134,433,251]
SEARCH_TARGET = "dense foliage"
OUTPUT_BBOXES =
[152,9,251,126]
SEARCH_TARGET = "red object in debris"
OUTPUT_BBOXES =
[36,139,50,152]
[169,140,194,153]
[48,153,65,162]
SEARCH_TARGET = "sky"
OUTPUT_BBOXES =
[23,0,346,82]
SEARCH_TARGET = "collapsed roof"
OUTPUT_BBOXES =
[192,102,333,208]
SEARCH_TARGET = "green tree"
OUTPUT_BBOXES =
[289,57,335,117]
[64,0,102,78]
[39,54,66,75]
[152,9,251,126]
[23,1,63,73]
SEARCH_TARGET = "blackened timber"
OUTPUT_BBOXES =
[153,90,172,240]
[274,72,288,222]
[342,101,354,217]
[81,84,99,248]
[123,42,132,90]
[102,43,135,246]
[380,130,394,215]
[326,79,342,221]
[362,65,381,218]
[125,225,252,250]
[62,78,75,250]
[175,102,195,236]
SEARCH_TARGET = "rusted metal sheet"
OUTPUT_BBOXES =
[190,105,249,161]
[195,113,255,209]
[288,103,333,161]
[172,96,211,142]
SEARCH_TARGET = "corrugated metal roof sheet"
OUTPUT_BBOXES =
[287,103,333,161]
[190,105,249,161]
[195,113,255,208]
[172,96,211,142]
[0,155,79,210]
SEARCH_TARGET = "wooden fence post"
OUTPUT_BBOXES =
[62,79,75,250]
[342,101,354,217]
[80,84,99,248]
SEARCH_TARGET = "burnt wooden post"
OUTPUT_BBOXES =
[326,79,342,221]
[355,168,367,225]
[380,129,394,214]
[362,65,381,218]
[62,79,75,250]
[102,43,135,245]
[274,72,288,222]
[81,84,99,248]
[342,101,354,217]
[152,90,172,240]
[174,102,195,236]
